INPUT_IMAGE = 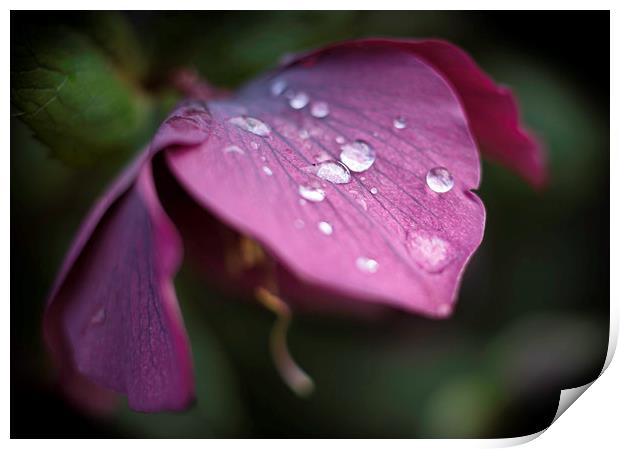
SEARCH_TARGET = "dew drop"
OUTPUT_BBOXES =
[250,141,259,150]
[356,257,379,274]
[310,101,330,118]
[339,140,377,172]
[299,129,310,140]
[223,145,244,155]
[426,167,454,193]
[289,92,310,110]
[229,116,271,137]
[335,136,346,144]
[262,166,273,176]
[407,232,452,273]
[270,79,287,96]
[318,221,333,235]
[316,160,351,184]
[393,116,407,129]
[298,185,326,202]
[370,187,378,195]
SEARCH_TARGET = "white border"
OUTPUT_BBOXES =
[5,4,616,445]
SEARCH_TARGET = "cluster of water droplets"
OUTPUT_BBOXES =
[222,79,460,275]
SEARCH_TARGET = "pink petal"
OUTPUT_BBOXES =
[285,39,547,188]
[43,104,212,411]
[166,42,486,317]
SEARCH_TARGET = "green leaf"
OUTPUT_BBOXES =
[11,13,154,166]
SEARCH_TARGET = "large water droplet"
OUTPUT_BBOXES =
[223,145,244,155]
[289,92,310,110]
[339,140,376,173]
[229,116,271,137]
[316,160,351,184]
[318,221,333,235]
[407,232,451,272]
[356,257,379,274]
[426,167,454,193]
[298,185,326,202]
[393,116,407,129]
[270,79,287,96]
[310,101,330,118]
[262,166,273,176]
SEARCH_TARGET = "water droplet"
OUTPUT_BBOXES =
[318,221,333,235]
[370,187,378,195]
[339,140,377,172]
[407,232,451,272]
[250,141,259,150]
[262,166,273,176]
[223,145,244,155]
[298,185,326,202]
[270,79,287,96]
[289,92,310,109]
[393,116,407,129]
[90,306,106,325]
[426,167,454,193]
[356,257,379,274]
[316,160,351,184]
[335,136,346,144]
[229,116,271,137]
[299,129,310,140]
[310,101,330,118]
[294,218,305,229]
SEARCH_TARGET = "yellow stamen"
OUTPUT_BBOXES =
[240,236,265,268]
[256,287,315,397]
[224,235,266,276]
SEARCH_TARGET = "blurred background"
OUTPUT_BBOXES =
[11,11,609,438]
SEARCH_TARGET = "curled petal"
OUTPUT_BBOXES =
[44,101,212,412]
[285,39,547,187]
[166,41,486,317]
[45,161,193,412]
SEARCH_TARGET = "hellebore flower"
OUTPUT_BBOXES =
[43,39,546,412]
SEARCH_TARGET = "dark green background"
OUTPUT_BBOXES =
[11,11,609,438]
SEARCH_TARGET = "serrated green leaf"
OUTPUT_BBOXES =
[11,14,154,166]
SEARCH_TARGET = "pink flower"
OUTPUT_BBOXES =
[44,39,546,412]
